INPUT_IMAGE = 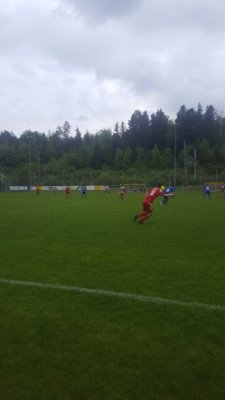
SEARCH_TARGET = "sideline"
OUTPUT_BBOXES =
[1,278,225,311]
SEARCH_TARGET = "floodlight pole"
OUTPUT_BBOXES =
[193,148,197,179]
[173,122,177,188]
[29,140,32,191]
[37,151,41,184]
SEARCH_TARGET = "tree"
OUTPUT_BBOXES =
[74,128,82,148]
[123,147,132,169]
[90,144,104,169]
[135,147,146,168]
[0,144,18,167]
[150,109,170,150]
[54,125,64,138]
[1,102,225,182]
[120,121,126,135]
[196,103,204,141]
[203,105,217,145]
[95,129,113,166]
[113,122,120,135]
[150,145,161,169]
[114,149,124,170]
[127,110,150,149]
[0,131,18,146]
[197,139,215,166]
[83,131,93,146]
[62,121,71,137]
[112,131,121,157]
[161,147,173,169]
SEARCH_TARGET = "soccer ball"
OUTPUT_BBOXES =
[161,185,165,191]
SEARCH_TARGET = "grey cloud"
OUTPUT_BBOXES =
[1,0,225,135]
[126,0,225,34]
[60,0,143,21]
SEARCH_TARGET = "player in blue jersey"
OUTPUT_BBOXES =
[81,184,87,198]
[160,185,175,206]
[203,184,211,199]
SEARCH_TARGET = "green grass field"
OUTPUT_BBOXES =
[1,189,225,400]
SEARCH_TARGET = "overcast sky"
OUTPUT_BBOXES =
[1,0,225,136]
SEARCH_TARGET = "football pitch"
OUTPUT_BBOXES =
[1,189,225,400]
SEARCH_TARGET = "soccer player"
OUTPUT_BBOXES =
[81,184,87,198]
[119,184,125,200]
[203,184,211,199]
[160,185,175,206]
[35,185,40,196]
[65,185,71,198]
[221,184,225,197]
[133,183,173,224]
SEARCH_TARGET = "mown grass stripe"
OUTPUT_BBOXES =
[1,278,225,311]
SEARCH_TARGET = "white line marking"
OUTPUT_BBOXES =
[1,278,225,311]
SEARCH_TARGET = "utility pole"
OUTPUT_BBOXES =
[193,148,197,179]
[173,122,177,188]
[37,151,41,184]
[29,141,32,191]
[183,140,186,179]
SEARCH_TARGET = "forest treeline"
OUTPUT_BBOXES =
[0,103,225,186]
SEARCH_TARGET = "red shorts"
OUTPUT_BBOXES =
[143,203,152,213]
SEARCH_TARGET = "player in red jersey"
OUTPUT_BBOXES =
[65,185,71,198]
[133,183,173,224]
[222,184,225,197]
[35,185,40,196]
